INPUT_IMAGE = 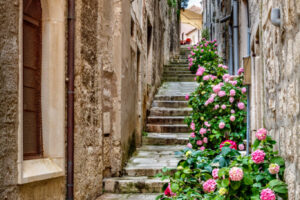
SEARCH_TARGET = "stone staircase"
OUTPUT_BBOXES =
[98,48,198,200]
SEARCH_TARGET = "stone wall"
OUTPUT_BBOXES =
[249,1,300,199]
[0,1,65,199]
[0,0,179,199]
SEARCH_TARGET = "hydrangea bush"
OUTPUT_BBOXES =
[185,39,247,150]
[157,39,288,200]
[157,130,288,200]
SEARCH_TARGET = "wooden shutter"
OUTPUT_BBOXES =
[23,0,43,159]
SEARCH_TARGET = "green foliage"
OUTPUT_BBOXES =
[157,39,288,199]
[186,39,247,150]
[202,28,210,40]
[158,136,288,200]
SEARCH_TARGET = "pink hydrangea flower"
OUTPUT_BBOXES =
[218,91,226,97]
[219,122,225,129]
[190,132,196,138]
[241,87,247,94]
[197,140,203,146]
[164,183,176,197]
[212,168,219,179]
[221,104,227,109]
[231,109,235,114]
[230,89,236,96]
[268,163,280,174]
[203,179,217,193]
[203,137,208,143]
[223,65,229,70]
[238,144,245,151]
[229,167,244,181]
[190,122,195,130]
[187,143,193,148]
[260,188,276,200]
[204,121,211,127]
[200,146,206,151]
[238,68,244,75]
[251,150,266,164]
[230,115,236,122]
[203,75,210,81]
[220,140,237,150]
[229,97,235,103]
[213,85,221,93]
[185,94,189,100]
[256,128,267,140]
[196,67,205,76]
[200,128,207,135]
[218,64,223,68]
[214,104,220,110]
[201,49,204,53]
[223,74,230,80]
[238,102,245,110]
[230,80,237,86]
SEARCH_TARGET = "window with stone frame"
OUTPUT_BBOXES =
[23,0,43,159]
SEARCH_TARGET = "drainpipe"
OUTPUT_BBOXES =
[228,25,233,75]
[246,0,251,155]
[67,0,75,199]
[233,0,239,74]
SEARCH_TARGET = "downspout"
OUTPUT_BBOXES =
[228,25,233,74]
[233,0,239,74]
[246,0,251,156]
[67,0,75,199]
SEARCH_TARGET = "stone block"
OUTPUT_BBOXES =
[0,91,18,123]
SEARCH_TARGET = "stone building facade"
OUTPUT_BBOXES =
[0,0,180,199]
[203,0,300,199]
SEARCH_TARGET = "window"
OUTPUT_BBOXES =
[18,0,65,184]
[23,0,43,159]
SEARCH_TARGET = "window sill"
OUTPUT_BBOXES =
[19,158,64,184]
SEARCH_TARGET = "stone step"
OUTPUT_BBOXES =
[103,176,167,193]
[169,59,188,64]
[146,124,189,133]
[97,193,160,200]
[163,71,192,75]
[163,77,195,82]
[164,63,189,68]
[154,95,186,101]
[164,67,190,72]
[149,107,192,116]
[152,100,188,108]
[147,116,185,124]
[143,133,189,145]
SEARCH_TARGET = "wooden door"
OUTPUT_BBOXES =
[23,0,43,159]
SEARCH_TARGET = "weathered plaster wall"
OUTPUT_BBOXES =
[249,1,300,199]
[0,1,65,199]
[0,1,20,198]
[1,0,179,199]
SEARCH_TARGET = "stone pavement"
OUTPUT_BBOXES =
[98,48,198,199]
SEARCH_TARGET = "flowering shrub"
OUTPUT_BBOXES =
[185,39,247,150]
[157,39,288,200]
[187,39,222,73]
[157,130,288,200]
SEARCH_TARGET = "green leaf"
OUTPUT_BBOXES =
[250,195,260,200]
[270,157,285,166]
[243,174,253,185]
[230,181,241,190]
[256,174,264,182]
[273,185,288,194]
[252,139,261,149]
[171,183,179,192]
[221,179,230,187]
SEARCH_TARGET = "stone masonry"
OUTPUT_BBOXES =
[98,48,198,199]
[0,0,180,199]
[249,1,300,199]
